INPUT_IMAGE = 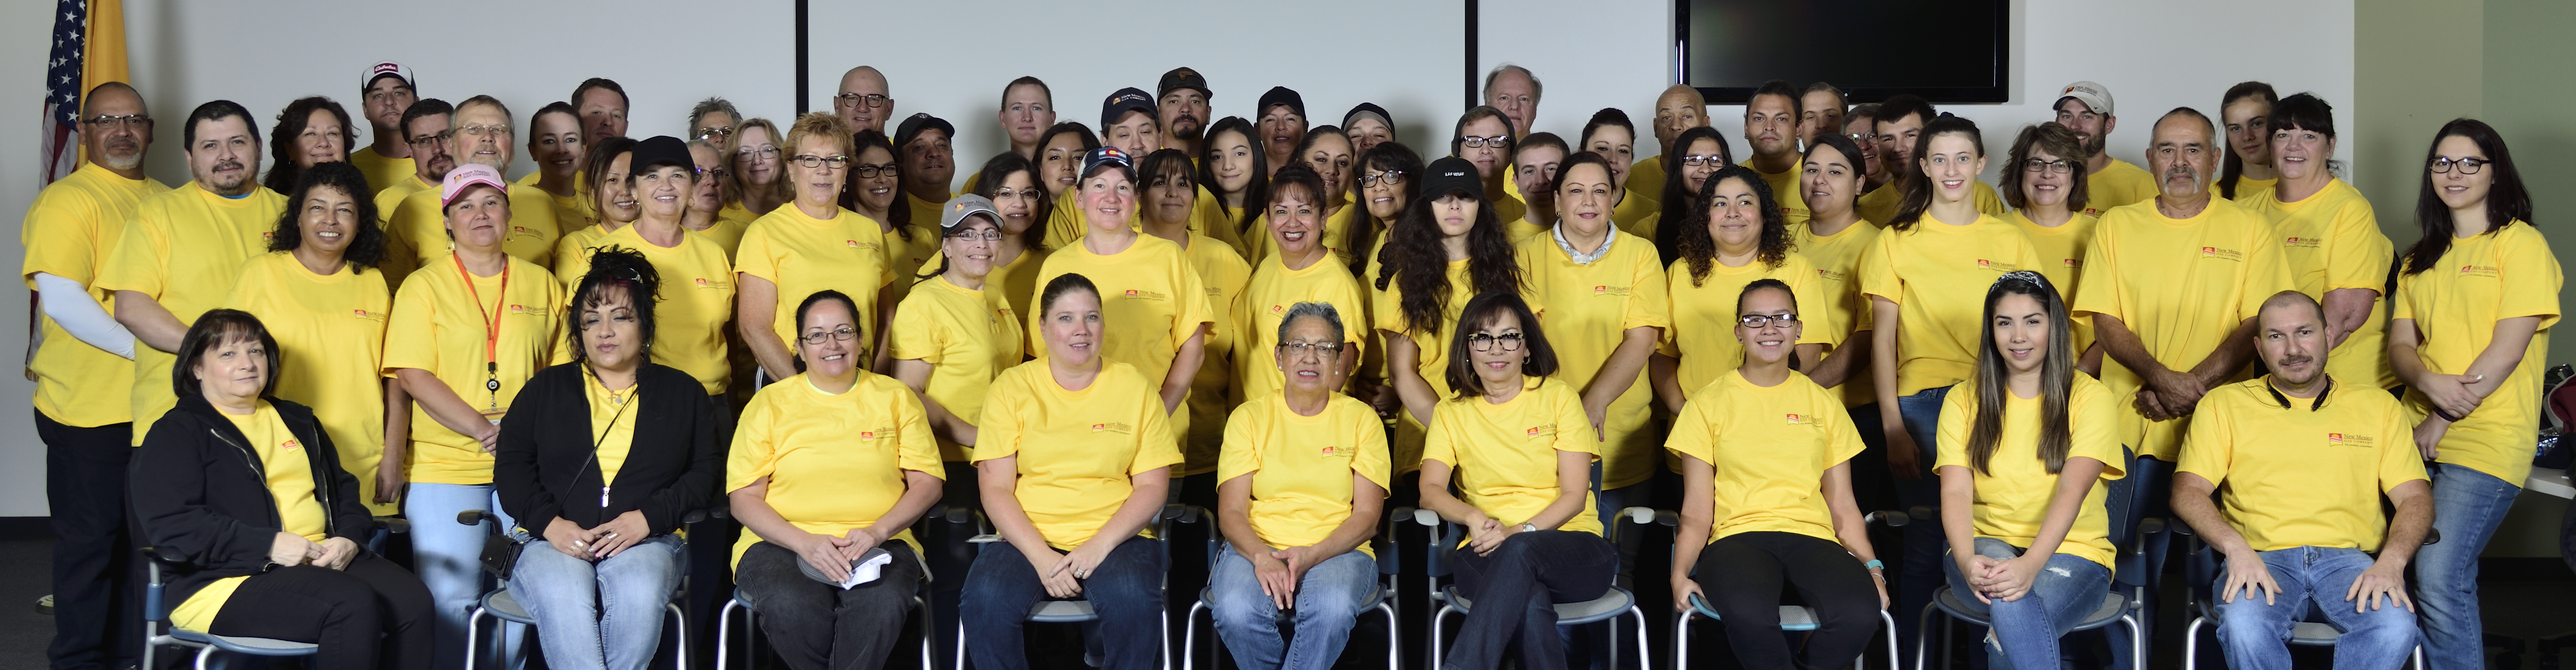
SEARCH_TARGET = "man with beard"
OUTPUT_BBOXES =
[2071,106,2292,668]
[2056,81,2159,215]
[350,62,418,194]
[22,81,167,670]
[1741,79,1810,224]
[383,95,564,280]
[1157,67,1211,157]
[1854,94,2006,225]
[101,100,289,447]
[895,112,960,252]
[2173,290,2430,670]
[372,100,455,235]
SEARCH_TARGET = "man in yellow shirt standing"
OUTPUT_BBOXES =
[2173,291,2431,670]
[571,77,628,148]
[372,99,453,216]
[1484,64,1541,140]
[1633,84,1708,207]
[1157,67,1211,158]
[2054,82,2159,216]
[384,95,563,283]
[1741,80,1810,225]
[22,81,167,670]
[348,62,417,194]
[833,65,893,135]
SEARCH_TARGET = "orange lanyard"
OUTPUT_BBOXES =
[452,253,511,409]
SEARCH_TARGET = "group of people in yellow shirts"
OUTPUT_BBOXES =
[21,59,2560,670]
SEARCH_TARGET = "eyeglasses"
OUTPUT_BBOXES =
[738,146,780,160]
[852,162,901,179]
[798,326,860,345]
[991,187,1043,200]
[456,123,512,138]
[408,129,454,145]
[1459,135,1510,149]
[1847,132,1874,144]
[695,126,734,141]
[2022,158,2072,174]
[790,154,850,169]
[1358,170,1405,187]
[1737,313,1799,328]
[1677,154,1727,166]
[83,114,151,128]
[946,228,1004,241]
[833,93,893,108]
[2428,157,2487,174]
[705,167,733,180]
[1465,332,1524,352]
[1279,341,1345,358]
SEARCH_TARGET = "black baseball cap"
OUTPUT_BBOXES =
[1080,146,1136,182]
[631,136,695,174]
[1100,87,1156,129]
[893,112,955,149]
[1343,102,1392,130]
[1421,156,1482,200]
[1258,86,1305,119]
[1158,67,1211,100]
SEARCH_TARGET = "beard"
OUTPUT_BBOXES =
[97,144,144,170]
[1170,115,1205,142]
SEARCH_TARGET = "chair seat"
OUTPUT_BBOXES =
[1686,598,1826,632]
[1442,585,1635,626]
[170,629,319,656]
[1028,598,1098,623]
[1932,586,2130,633]
[482,588,537,625]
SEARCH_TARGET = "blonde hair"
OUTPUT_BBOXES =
[724,116,800,207]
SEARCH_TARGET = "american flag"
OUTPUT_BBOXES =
[41,0,87,186]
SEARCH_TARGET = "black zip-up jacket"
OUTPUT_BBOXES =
[131,394,373,606]
[494,362,720,536]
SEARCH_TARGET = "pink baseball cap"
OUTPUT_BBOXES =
[440,164,509,208]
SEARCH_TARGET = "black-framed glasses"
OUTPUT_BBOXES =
[1278,341,1345,358]
[408,129,454,145]
[705,167,733,180]
[945,228,1004,241]
[695,126,734,141]
[790,154,850,169]
[84,114,151,128]
[2022,158,2072,174]
[1465,332,1524,352]
[2428,157,2487,174]
[852,162,901,179]
[798,326,860,345]
[1459,135,1510,149]
[1737,312,1799,328]
[1678,154,1727,166]
[833,93,893,108]
[1358,170,1405,187]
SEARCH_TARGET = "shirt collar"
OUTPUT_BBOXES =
[1552,223,1612,265]
[2262,375,2336,411]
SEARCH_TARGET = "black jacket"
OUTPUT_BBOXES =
[495,362,720,536]
[130,394,374,605]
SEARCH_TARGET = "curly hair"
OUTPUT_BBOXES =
[1653,127,1734,262]
[266,162,387,272]
[1675,165,1790,285]
[568,246,660,364]
[263,96,355,194]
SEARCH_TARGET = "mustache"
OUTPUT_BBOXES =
[2275,355,2313,368]
[213,159,245,172]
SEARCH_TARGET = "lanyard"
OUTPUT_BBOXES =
[452,253,511,410]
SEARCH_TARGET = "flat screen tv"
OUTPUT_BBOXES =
[1677,0,2009,104]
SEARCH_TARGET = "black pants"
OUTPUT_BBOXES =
[927,461,983,670]
[1446,530,1617,670]
[206,553,433,670]
[39,411,134,670]
[1693,531,1880,670]
[737,541,926,670]
[690,391,743,665]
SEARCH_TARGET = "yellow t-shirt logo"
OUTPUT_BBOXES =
[1525,424,1556,438]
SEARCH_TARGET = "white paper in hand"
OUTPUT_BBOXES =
[799,547,896,590]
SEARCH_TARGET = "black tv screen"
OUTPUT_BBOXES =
[1679,0,2009,104]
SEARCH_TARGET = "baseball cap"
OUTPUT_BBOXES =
[1258,86,1305,119]
[939,195,1001,231]
[1343,102,1392,130]
[1099,87,1156,129]
[439,163,508,208]
[630,136,695,174]
[1080,146,1135,182]
[360,62,414,91]
[1158,67,1211,100]
[2057,81,2113,116]
[1420,156,1482,200]
[894,113,955,149]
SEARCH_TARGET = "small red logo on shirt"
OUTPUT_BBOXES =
[858,431,877,441]
[1525,424,1556,438]
[1784,413,1809,425]
[281,439,302,451]
[1319,445,1340,457]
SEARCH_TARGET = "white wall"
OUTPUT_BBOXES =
[0,0,60,517]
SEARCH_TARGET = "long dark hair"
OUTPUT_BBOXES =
[1964,271,2076,475]
[266,162,387,272]
[1888,114,1985,231]
[844,129,913,241]
[1677,165,1791,285]
[264,96,356,194]
[173,309,281,401]
[2000,122,2091,214]
[1654,127,1734,263]
[1379,176,1522,338]
[2402,119,2533,275]
[2215,81,2279,200]
[972,151,1050,252]
[1291,125,1353,206]
[1355,141,1425,274]
[1036,122,1101,200]
[1197,117,1269,238]
[568,246,660,364]
[1442,291,1556,400]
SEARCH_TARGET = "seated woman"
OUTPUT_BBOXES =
[1935,271,2120,670]
[1666,279,1887,670]
[730,289,945,670]
[495,247,721,670]
[961,273,1183,670]
[1209,302,1389,670]
[132,309,432,670]
[1413,291,1612,670]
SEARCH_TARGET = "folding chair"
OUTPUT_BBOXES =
[953,504,1200,670]
[141,546,322,670]
[1413,509,1650,670]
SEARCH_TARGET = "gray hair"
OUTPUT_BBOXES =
[690,97,740,130]
[1276,302,1346,346]
[1483,64,1542,104]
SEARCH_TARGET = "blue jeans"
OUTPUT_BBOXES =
[407,482,528,670]
[510,534,685,670]
[1892,385,1950,648]
[1208,544,1379,670]
[2211,546,2418,670]
[960,535,1166,670]
[2416,463,2520,670]
[1941,538,2112,670]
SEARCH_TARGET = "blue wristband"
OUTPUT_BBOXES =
[1864,559,1885,570]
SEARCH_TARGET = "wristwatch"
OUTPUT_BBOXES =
[1518,523,1540,533]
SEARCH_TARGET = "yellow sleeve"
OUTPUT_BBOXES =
[20,200,100,286]
[886,294,947,363]
[2174,395,2233,487]
[2498,230,2565,326]
[95,213,167,298]
[1216,403,1261,484]
[1624,251,1672,332]
[1350,405,1393,493]
[1547,386,1601,458]
[724,391,781,493]
[1822,386,1867,465]
[893,383,944,477]
[1371,280,1405,335]
[1789,258,1837,347]
[1130,388,1184,475]
[2068,224,2120,320]
[552,240,590,292]
[381,278,439,374]
[1419,403,1458,468]
[2376,404,2429,493]
[731,225,780,284]
[1933,383,1973,471]
[545,279,573,366]
[1664,394,1715,464]
[2235,222,2296,322]
[970,375,1025,463]
[1975,182,2008,216]
[2071,381,2126,477]
[1170,254,1216,347]
[1854,231,1901,305]
[2391,271,2417,323]
[2324,204,2392,294]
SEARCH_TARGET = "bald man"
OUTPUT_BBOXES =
[835,65,894,134]
[1632,85,1707,205]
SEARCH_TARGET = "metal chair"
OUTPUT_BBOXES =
[1178,507,1403,670]
[2176,524,2433,670]
[459,509,694,670]
[1618,507,1906,670]
[716,507,958,670]
[1412,509,1650,670]
[951,504,1199,670]
[141,546,321,670]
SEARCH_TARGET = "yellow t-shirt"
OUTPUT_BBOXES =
[2393,222,2561,486]
[1855,214,2047,396]
[551,223,611,281]
[1372,258,1542,475]
[223,253,393,514]
[1191,188,1252,259]
[1934,375,2126,568]
[734,204,896,355]
[2216,176,2278,202]
[1665,370,1867,543]
[1027,233,1216,414]
[384,183,562,285]
[2241,179,2396,389]
[171,402,331,631]
[718,201,767,228]
[1491,190,1528,227]
[1517,231,1671,490]
[349,146,416,196]
[1218,393,1393,557]
[1628,155,1665,205]
[1611,192,1660,240]
[1661,253,1832,396]
[1855,180,2007,229]
[973,359,1186,550]
[726,372,942,567]
[2082,159,2160,217]
[1249,206,1361,268]
[1793,219,1884,407]
[2005,210,2102,353]
[582,369,641,484]
[1742,157,1810,225]
[538,185,591,238]
[1420,378,1602,537]
[1234,252,1373,404]
[373,172,433,205]
[20,162,166,426]
[1504,217,1551,245]
[689,216,749,261]
[557,225,737,396]
[382,254,569,484]
[2070,199,2292,461]
[889,275,1024,461]
[1041,188,1144,254]
[884,195,943,304]
[1181,233,1253,472]
[2177,377,2428,552]
[97,185,286,445]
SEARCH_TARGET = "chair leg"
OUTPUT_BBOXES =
[717,598,743,670]
[2412,645,2426,670]
[667,600,691,670]
[2183,616,2206,670]
[465,606,488,670]
[194,643,217,670]
[1914,602,1936,670]
[1379,601,1401,670]
[1675,608,1696,670]
[955,619,968,670]
[1881,610,1903,670]
[2122,614,2145,670]
[1183,600,1206,670]
[915,596,934,670]
[1941,614,1955,670]
[1626,606,1651,670]
[1160,608,1173,670]
[1430,605,1452,670]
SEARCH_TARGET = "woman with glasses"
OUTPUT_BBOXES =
[844,130,931,336]
[729,288,943,670]
[1199,117,1270,253]
[688,98,737,148]
[556,137,735,404]
[684,139,747,258]
[1352,142,1424,281]
[723,119,792,225]
[2391,119,2562,670]
[552,137,638,280]
[1652,165,1829,413]
[1667,279,1886,670]
[1451,107,1525,224]
[1413,291,1611,670]
[1209,302,1389,670]
[2214,83,2279,201]
[262,96,353,195]
[2000,122,2102,373]
[1515,151,1669,521]
[738,113,898,385]
[1648,127,1734,262]
[892,195,1026,482]
[1376,157,1530,498]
